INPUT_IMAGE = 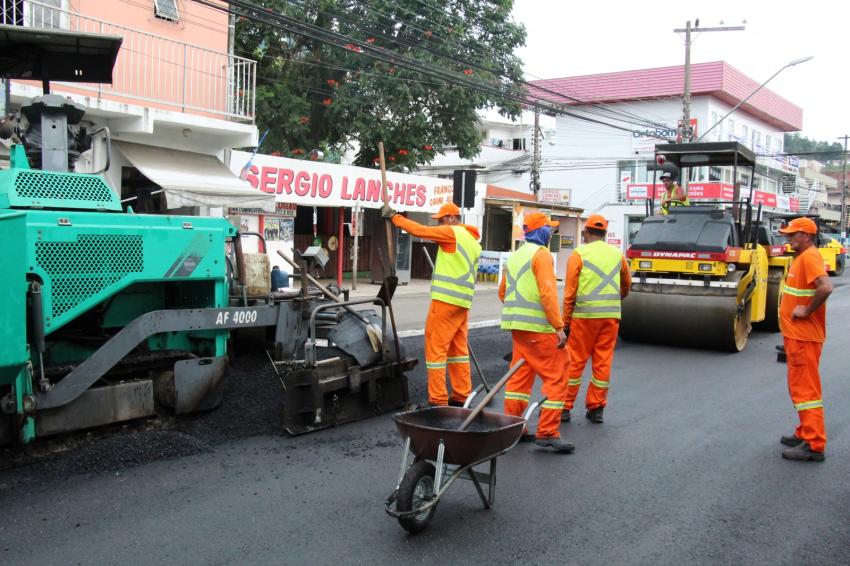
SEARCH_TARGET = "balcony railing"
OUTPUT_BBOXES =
[1,0,256,121]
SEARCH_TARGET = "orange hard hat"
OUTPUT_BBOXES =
[431,202,462,219]
[584,214,608,232]
[523,212,559,232]
[778,217,817,235]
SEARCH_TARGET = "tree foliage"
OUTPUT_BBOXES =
[783,133,844,162]
[235,0,526,168]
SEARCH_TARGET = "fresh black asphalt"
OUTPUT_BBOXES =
[1,277,848,565]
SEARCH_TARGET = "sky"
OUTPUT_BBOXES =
[510,0,849,143]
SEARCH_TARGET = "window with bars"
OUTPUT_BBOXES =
[154,0,179,22]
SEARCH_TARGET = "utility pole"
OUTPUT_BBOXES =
[531,105,541,196]
[674,21,745,142]
[840,135,849,239]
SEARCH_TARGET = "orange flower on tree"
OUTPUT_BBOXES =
[322,98,333,106]
[463,69,474,76]
[398,149,409,156]
[299,116,310,125]
[292,148,305,155]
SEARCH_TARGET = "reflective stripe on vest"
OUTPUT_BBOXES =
[574,240,623,319]
[501,243,556,333]
[782,285,817,298]
[430,226,482,308]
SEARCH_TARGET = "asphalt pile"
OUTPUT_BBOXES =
[0,329,505,487]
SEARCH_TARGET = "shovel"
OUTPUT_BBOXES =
[378,142,403,364]
[277,250,383,353]
[459,359,525,431]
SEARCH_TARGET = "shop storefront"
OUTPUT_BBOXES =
[229,152,456,285]
[482,185,583,282]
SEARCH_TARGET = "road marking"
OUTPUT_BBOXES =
[397,318,501,338]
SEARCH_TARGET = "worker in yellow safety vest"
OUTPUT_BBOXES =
[499,212,573,453]
[659,171,690,215]
[382,202,482,406]
[561,214,631,424]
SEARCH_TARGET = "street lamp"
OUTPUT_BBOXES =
[698,56,813,142]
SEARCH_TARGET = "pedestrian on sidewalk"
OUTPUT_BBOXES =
[382,202,482,406]
[777,217,833,462]
[499,212,573,453]
[561,214,631,424]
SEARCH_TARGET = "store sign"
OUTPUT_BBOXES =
[625,182,798,211]
[632,124,677,155]
[229,202,296,217]
[538,188,571,205]
[230,151,453,212]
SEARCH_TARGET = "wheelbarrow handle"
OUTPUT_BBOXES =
[459,358,526,431]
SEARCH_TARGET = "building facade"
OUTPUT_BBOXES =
[2,0,265,213]
[523,61,804,249]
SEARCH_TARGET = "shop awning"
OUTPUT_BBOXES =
[115,141,275,212]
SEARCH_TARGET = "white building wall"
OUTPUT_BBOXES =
[543,96,793,215]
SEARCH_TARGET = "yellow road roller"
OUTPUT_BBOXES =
[620,142,788,351]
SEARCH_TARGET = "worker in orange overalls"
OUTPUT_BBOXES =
[561,214,631,424]
[777,217,833,462]
[382,202,482,407]
[499,212,572,453]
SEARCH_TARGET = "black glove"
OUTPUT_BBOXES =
[381,204,396,219]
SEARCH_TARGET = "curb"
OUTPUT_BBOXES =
[397,318,501,338]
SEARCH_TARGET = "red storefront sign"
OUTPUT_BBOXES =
[625,182,796,210]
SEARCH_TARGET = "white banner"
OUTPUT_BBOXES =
[230,151,455,212]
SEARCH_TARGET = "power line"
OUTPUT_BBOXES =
[209,0,674,138]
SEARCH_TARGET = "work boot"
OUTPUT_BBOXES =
[535,437,575,454]
[780,434,804,447]
[560,409,571,422]
[586,407,604,423]
[775,344,785,353]
[781,442,825,462]
[448,399,466,408]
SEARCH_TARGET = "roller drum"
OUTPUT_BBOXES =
[620,281,751,352]
[753,267,783,332]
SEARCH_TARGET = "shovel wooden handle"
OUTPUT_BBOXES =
[378,142,396,270]
[459,358,526,431]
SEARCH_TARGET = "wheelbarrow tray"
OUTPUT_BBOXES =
[393,406,525,467]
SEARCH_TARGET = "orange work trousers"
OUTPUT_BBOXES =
[784,337,826,452]
[424,300,472,405]
[564,318,619,411]
[503,330,568,439]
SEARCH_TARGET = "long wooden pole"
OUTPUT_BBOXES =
[459,359,525,431]
[378,142,395,271]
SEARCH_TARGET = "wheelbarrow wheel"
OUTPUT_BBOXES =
[396,460,438,534]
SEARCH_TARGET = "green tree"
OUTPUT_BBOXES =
[235,0,526,168]
[783,133,844,162]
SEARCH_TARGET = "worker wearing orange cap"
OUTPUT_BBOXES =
[499,212,573,453]
[561,214,631,424]
[382,201,482,406]
[777,216,833,462]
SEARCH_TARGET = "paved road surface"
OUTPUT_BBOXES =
[1,277,848,565]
